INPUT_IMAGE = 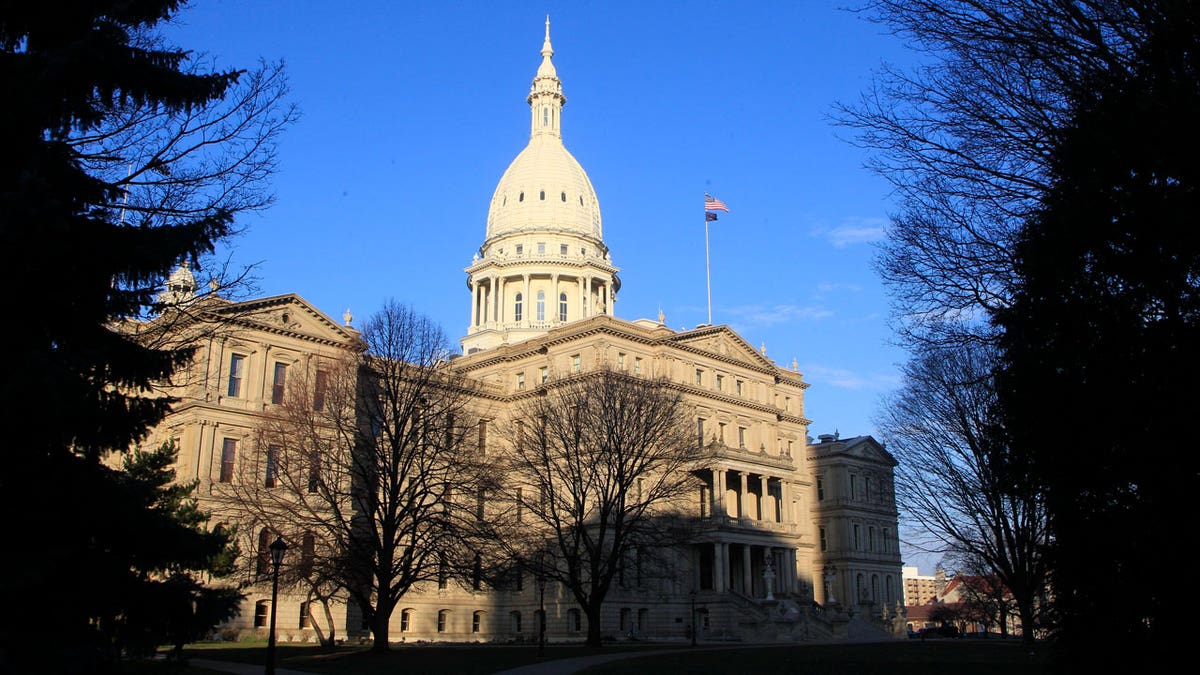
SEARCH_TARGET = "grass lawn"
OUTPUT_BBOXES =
[578,641,1053,675]
[185,640,685,674]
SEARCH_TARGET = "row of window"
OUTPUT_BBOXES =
[817,524,894,554]
[225,354,328,411]
[692,368,796,412]
[513,291,568,323]
[501,192,587,207]
[815,474,892,504]
[695,418,795,456]
[499,243,589,258]
[219,439,320,490]
[392,607,579,634]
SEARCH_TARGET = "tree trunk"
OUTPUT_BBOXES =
[1018,598,1036,646]
[585,604,603,647]
[370,603,394,652]
[319,598,336,647]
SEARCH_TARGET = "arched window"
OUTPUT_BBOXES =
[514,293,523,322]
[856,573,866,602]
[472,610,484,633]
[559,293,568,321]
[872,574,880,603]
[886,575,895,604]
[254,600,269,628]
[256,528,271,574]
[400,608,412,632]
[543,107,549,126]
[437,609,449,633]
[536,291,545,322]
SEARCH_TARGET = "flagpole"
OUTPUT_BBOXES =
[705,207,713,325]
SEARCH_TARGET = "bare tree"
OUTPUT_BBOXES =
[876,344,1047,644]
[499,369,702,646]
[224,301,492,651]
[836,0,1149,347]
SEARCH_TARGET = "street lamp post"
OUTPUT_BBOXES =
[689,589,697,646]
[265,537,288,675]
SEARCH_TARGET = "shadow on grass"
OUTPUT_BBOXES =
[577,641,1053,675]
[185,641,687,675]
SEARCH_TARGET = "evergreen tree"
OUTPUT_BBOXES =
[997,1,1200,665]
[0,2,289,668]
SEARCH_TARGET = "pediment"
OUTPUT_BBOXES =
[669,326,774,369]
[211,294,360,347]
[842,436,898,467]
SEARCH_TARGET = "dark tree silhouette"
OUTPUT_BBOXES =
[500,369,701,646]
[878,344,1047,644]
[226,301,493,651]
[0,2,292,667]
[997,1,1200,662]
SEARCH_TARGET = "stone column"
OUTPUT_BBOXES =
[760,475,769,521]
[738,472,747,519]
[492,275,500,325]
[551,274,559,321]
[523,275,531,325]
[742,545,753,596]
[780,480,790,523]
[715,542,727,592]
[471,281,479,326]
[712,469,726,518]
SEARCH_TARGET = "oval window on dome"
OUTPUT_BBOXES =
[502,196,507,206]
[519,192,524,202]
[539,190,545,201]
[579,195,584,206]
[561,191,566,202]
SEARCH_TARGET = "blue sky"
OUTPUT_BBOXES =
[165,2,937,571]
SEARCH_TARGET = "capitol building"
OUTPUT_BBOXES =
[145,21,903,644]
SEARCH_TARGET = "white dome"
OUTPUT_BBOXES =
[485,136,602,241]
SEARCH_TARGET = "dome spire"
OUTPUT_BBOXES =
[529,16,565,139]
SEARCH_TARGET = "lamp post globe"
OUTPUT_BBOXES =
[265,537,288,675]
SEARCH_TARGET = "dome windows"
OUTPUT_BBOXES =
[579,195,584,206]
[519,192,524,202]
[514,293,523,322]
[536,291,546,322]
[559,293,568,322]
[539,190,545,200]
[561,191,567,202]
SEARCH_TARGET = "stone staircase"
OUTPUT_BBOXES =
[720,591,837,643]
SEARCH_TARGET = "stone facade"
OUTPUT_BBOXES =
[141,20,902,644]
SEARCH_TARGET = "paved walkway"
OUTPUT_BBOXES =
[190,657,316,674]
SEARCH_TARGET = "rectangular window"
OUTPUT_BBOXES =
[850,475,857,499]
[473,612,482,633]
[697,419,705,447]
[716,374,724,390]
[695,369,703,385]
[883,528,890,553]
[853,524,861,550]
[516,488,523,523]
[265,445,279,488]
[227,354,245,397]
[560,243,568,255]
[817,477,825,500]
[784,396,791,412]
[299,602,311,629]
[787,439,794,456]
[307,450,320,493]
[737,426,746,448]
[517,372,525,390]
[634,357,642,375]
[617,353,625,369]
[571,354,581,372]
[537,242,546,255]
[869,526,876,552]
[819,526,828,552]
[271,362,287,404]
[401,609,411,632]
[736,380,743,395]
[478,420,488,454]
[865,477,871,501]
[516,244,524,255]
[219,439,237,482]
[313,370,329,411]
[437,611,447,632]
[540,367,548,384]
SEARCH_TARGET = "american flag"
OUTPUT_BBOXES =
[706,212,718,221]
[704,194,729,212]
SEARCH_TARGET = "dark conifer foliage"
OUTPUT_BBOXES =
[0,2,284,668]
[996,0,1200,664]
